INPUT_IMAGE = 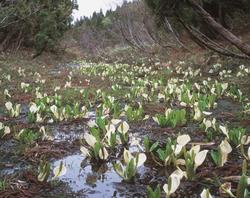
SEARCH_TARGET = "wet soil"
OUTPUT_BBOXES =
[0,60,249,198]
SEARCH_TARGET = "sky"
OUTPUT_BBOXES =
[73,0,131,20]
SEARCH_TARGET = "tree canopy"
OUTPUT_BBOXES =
[0,0,77,56]
[144,0,250,58]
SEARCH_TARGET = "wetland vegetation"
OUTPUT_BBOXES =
[1,0,250,197]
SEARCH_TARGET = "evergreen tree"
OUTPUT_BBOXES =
[0,0,78,55]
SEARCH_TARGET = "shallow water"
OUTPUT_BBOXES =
[49,124,85,143]
[1,96,246,197]
[50,132,150,198]
[47,111,96,142]
[52,154,123,198]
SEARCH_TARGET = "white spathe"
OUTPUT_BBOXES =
[200,188,213,198]
[136,153,146,167]
[195,150,208,168]
[5,101,13,111]
[177,134,191,146]
[118,121,129,134]
[163,175,181,195]
[53,162,67,178]
[99,147,109,160]
[84,133,97,147]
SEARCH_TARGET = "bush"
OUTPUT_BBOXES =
[0,0,77,54]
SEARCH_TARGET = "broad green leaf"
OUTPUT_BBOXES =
[113,163,124,178]
[144,137,150,152]
[37,161,50,182]
[210,150,219,166]
[150,142,159,152]
[125,159,135,181]
[93,142,101,158]
[237,160,249,197]
[147,185,161,198]
[157,149,166,161]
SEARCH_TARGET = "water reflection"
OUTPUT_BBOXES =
[52,154,122,197]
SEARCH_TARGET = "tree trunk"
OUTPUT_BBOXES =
[188,0,250,57]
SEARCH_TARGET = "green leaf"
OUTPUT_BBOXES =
[110,132,116,148]
[37,161,51,182]
[90,128,100,142]
[113,163,124,178]
[144,136,150,152]
[147,186,154,198]
[210,150,219,166]
[125,159,136,181]
[147,185,161,198]
[157,149,166,161]
[150,142,159,152]
[65,105,71,115]
[93,142,101,159]
[236,174,248,198]
[96,117,106,131]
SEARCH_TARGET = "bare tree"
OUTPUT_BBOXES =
[116,1,180,53]
[187,0,250,58]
